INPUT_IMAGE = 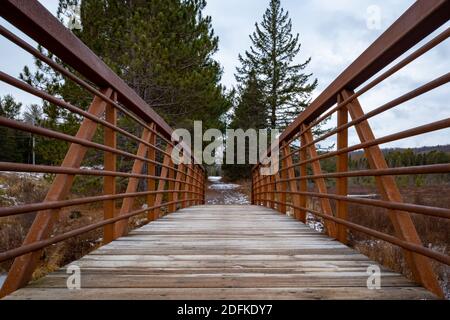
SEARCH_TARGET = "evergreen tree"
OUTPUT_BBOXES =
[236,0,317,130]
[0,95,30,163]
[21,0,231,165]
[230,71,267,131]
[70,0,229,130]
[223,71,267,180]
[0,95,22,119]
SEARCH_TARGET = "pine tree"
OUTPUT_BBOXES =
[20,0,231,165]
[236,0,318,130]
[0,95,30,163]
[230,71,267,131]
[72,0,229,130]
[223,71,267,180]
[0,95,22,120]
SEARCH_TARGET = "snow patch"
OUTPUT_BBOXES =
[306,212,324,233]
[80,165,104,171]
[0,171,44,180]
[208,183,240,190]
[0,274,6,288]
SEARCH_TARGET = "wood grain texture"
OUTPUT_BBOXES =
[3,205,436,300]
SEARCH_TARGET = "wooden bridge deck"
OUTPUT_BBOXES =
[4,205,435,300]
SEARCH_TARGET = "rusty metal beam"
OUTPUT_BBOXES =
[103,92,118,244]
[302,126,338,238]
[114,128,153,238]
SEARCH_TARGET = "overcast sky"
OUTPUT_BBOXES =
[0,0,449,148]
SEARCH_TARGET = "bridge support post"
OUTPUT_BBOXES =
[253,170,260,205]
[167,161,176,213]
[103,91,118,245]
[298,135,308,223]
[279,156,288,214]
[301,125,338,238]
[114,126,153,238]
[183,164,193,208]
[172,163,185,212]
[146,124,157,220]
[341,88,443,297]
[336,94,349,244]
[269,174,276,209]
[152,144,173,219]
[282,143,302,220]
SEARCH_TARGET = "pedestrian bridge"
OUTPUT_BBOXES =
[0,0,449,299]
[3,206,435,300]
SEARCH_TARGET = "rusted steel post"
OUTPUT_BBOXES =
[190,167,197,206]
[258,173,263,206]
[103,91,118,244]
[183,164,193,208]
[283,143,302,219]
[167,161,176,213]
[273,173,280,212]
[269,175,276,209]
[263,173,269,208]
[202,170,206,205]
[153,144,173,219]
[146,124,157,221]
[172,163,185,212]
[302,125,338,238]
[253,170,259,205]
[341,89,443,297]
[298,136,308,222]
[251,171,255,205]
[0,89,114,298]
[114,127,153,238]
[281,163,288,214]
[195,167,203,205]
[336,94,349,244]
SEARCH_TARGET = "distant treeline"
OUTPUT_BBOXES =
[347,149,450,187]
[349,148,450,170]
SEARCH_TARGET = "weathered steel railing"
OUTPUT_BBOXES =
[0,0,205,297]
[252,0,450,297]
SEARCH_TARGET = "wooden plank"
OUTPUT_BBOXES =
[3,205,436,300]
[5,287,435,300]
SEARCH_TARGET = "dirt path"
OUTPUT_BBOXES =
[205,176,250,205]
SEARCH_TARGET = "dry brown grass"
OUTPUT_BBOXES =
[0,173,155,281]
[274,181,449,298]
[345,185,450,299]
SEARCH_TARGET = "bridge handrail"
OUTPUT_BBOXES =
[252,0,450,298]
[0,0,205,297]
